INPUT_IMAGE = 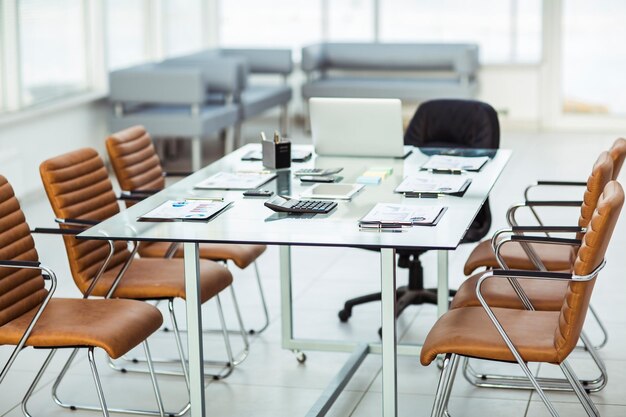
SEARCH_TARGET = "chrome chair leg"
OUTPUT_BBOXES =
[250,261,270,335]
[588,304,609,349]
[560,360,601,417]
[430,353,459,417]
[88,347,111,417]
[109,297,236,380]
[53,346,190,416]
[461,329,607,392]
[22,349,57,417]
[143,341,165,417]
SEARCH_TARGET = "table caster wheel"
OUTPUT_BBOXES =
[293,350,307,364]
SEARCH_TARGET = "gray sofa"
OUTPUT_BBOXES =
[109,48,293,170]
[109,58,243,171]
[301,43,479,117]
[166,48,293,144]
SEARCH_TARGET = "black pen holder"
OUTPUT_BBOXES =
[262,140,291,169]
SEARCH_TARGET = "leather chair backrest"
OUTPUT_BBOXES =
[576,152,614,242]
[404,99,500,149]
[0,176,48,326]
[39,149,130,294]
[405,99,500,243]
[105,125,165,196]
[554,181,624,361]
[609,137,626,180]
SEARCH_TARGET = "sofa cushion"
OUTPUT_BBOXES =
[241,85,292,119]
[302,77,477,101]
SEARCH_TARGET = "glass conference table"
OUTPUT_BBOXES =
[79,144,511,417]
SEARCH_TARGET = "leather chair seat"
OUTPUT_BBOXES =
[464,240,574,276]
[421,306,562,366]
[0,298,162,359]
[450,271,569,310]
[85,258,232,302]
[139,242,266,270]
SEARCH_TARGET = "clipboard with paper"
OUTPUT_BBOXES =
[359,203,447,228]
[394,173,471,196]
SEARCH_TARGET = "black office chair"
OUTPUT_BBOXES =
[338,99,500,332]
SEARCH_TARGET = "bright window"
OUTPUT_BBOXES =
[106,0,149,70]
[18,0,88,107]
[219,0,322,60]
[328,0,375,41]
[379,0,542,64]
[562,0,626,115]
[163,0,203,57]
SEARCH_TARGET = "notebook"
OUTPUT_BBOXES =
[195,171,277,190]
[139,200,232,221]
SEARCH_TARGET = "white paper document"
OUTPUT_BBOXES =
[394,173,471,194]
[421,155,489,172]
[359,203,446,227]
[139,200,232,221]
[195,171,277,190]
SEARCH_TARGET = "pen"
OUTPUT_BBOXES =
[404,192,441,198]
[431,168,463,175]
[274,131,280,144]
[236,170,272,174]
[261,131,268,142]
[186,197,224,202]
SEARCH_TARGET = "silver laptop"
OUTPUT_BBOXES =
[309,98,412,158]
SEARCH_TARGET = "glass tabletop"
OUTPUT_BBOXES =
[79,145,511,250]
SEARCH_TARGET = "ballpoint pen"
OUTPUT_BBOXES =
[431,168,464,175]
[261,131,268,142]
[274,131,280,144]
[404,192,441,198]
[185,197,224,201]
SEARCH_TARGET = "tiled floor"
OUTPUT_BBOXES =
[2,124,626,417]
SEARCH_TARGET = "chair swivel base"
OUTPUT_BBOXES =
[338,258,455,337]
[338,286,456,337]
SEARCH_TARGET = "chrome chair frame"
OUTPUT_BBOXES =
[0,260,166,417]
[462,230,607,392]
[431,263,605,417]
[520,181,610,349]
[37,222,209,415]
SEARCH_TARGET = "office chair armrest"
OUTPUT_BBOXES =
[534,180,587,187]
[0,260,59,367]
[475,260,605,314]
[492,234,581,271]
[31,227,86,236]
[490,225,584,252]
[506,201,583,228]
[55,218,100,227]
[32,227,122,299]
[163,171,193,177]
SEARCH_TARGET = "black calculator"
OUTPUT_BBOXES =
[264,195,337,214]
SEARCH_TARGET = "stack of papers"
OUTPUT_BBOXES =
[421,155,489,172]
[394,173,471,195]
[139,200,232,221]
[241,149,312,162]
[195,171,277,190]
[359,203,446,228]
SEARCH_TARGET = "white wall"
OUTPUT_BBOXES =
[0,100,109,199]
[478,65,541,129]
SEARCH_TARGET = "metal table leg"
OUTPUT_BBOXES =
[437,251,449,318]
[380,248,398,417]
[184,242,205,417]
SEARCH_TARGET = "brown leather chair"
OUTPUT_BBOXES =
[462,138,626,354]
[0,175,164,417]
[38,148,234,413]
[450,151,613,392]
[464,138,626,275]
[421,180,624,417]
[105,125,269,334]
